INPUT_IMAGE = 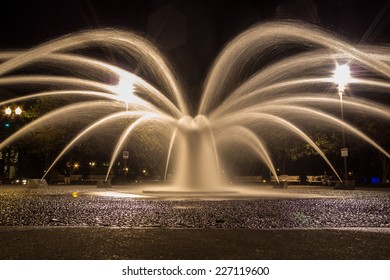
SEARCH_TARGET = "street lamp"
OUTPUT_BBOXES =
[333,64,350,94]
[114,75,137,176]
[2,106,23,183]
[333,64,351,185]
[5,107,12,116]
[115,75,136,111]
[15,107,22,115]
[4,106,22,118]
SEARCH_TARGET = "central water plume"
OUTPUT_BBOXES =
[0,21,389,190]
[173,115,221,190]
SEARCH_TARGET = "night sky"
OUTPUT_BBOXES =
[0,0,389,178]
[0,0,389,104]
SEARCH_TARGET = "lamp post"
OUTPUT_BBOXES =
[3,106,23,183]
[333,64,352,186]
[115,75,136,178]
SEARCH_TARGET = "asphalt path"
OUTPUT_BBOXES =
[1,227,389,259]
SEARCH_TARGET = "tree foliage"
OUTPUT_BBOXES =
[20,98,72,155]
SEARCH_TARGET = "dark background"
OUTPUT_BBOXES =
[0,0,389,182]
[1,0,389,98]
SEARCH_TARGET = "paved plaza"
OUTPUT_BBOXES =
[0,184,389,259]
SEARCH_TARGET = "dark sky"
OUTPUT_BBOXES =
[1,0,389,99]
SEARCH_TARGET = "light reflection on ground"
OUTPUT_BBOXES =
[84,184,339,200]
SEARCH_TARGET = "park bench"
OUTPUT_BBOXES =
[307,175,339,185]
[270,175,301,184]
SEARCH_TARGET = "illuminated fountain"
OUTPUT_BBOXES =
[0,21,389,191]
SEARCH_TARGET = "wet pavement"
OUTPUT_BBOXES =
[0,184,389,259]
[1,184,389,228]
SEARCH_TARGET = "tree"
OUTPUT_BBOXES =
[15,97,87,179]
[350,118,390,184]
[271,128,341,175]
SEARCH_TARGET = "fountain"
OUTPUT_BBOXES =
[0,21,389,192]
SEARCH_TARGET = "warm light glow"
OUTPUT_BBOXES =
[333,64,351,93]
[93,191,147,198]
[15,107,22,115]
[89,161,96,167]
[5,107,11,115]
[115,75,137,108]
[73,163,79,169]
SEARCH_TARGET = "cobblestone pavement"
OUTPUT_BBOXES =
[0,185,389,228]
[1,184,389,259]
